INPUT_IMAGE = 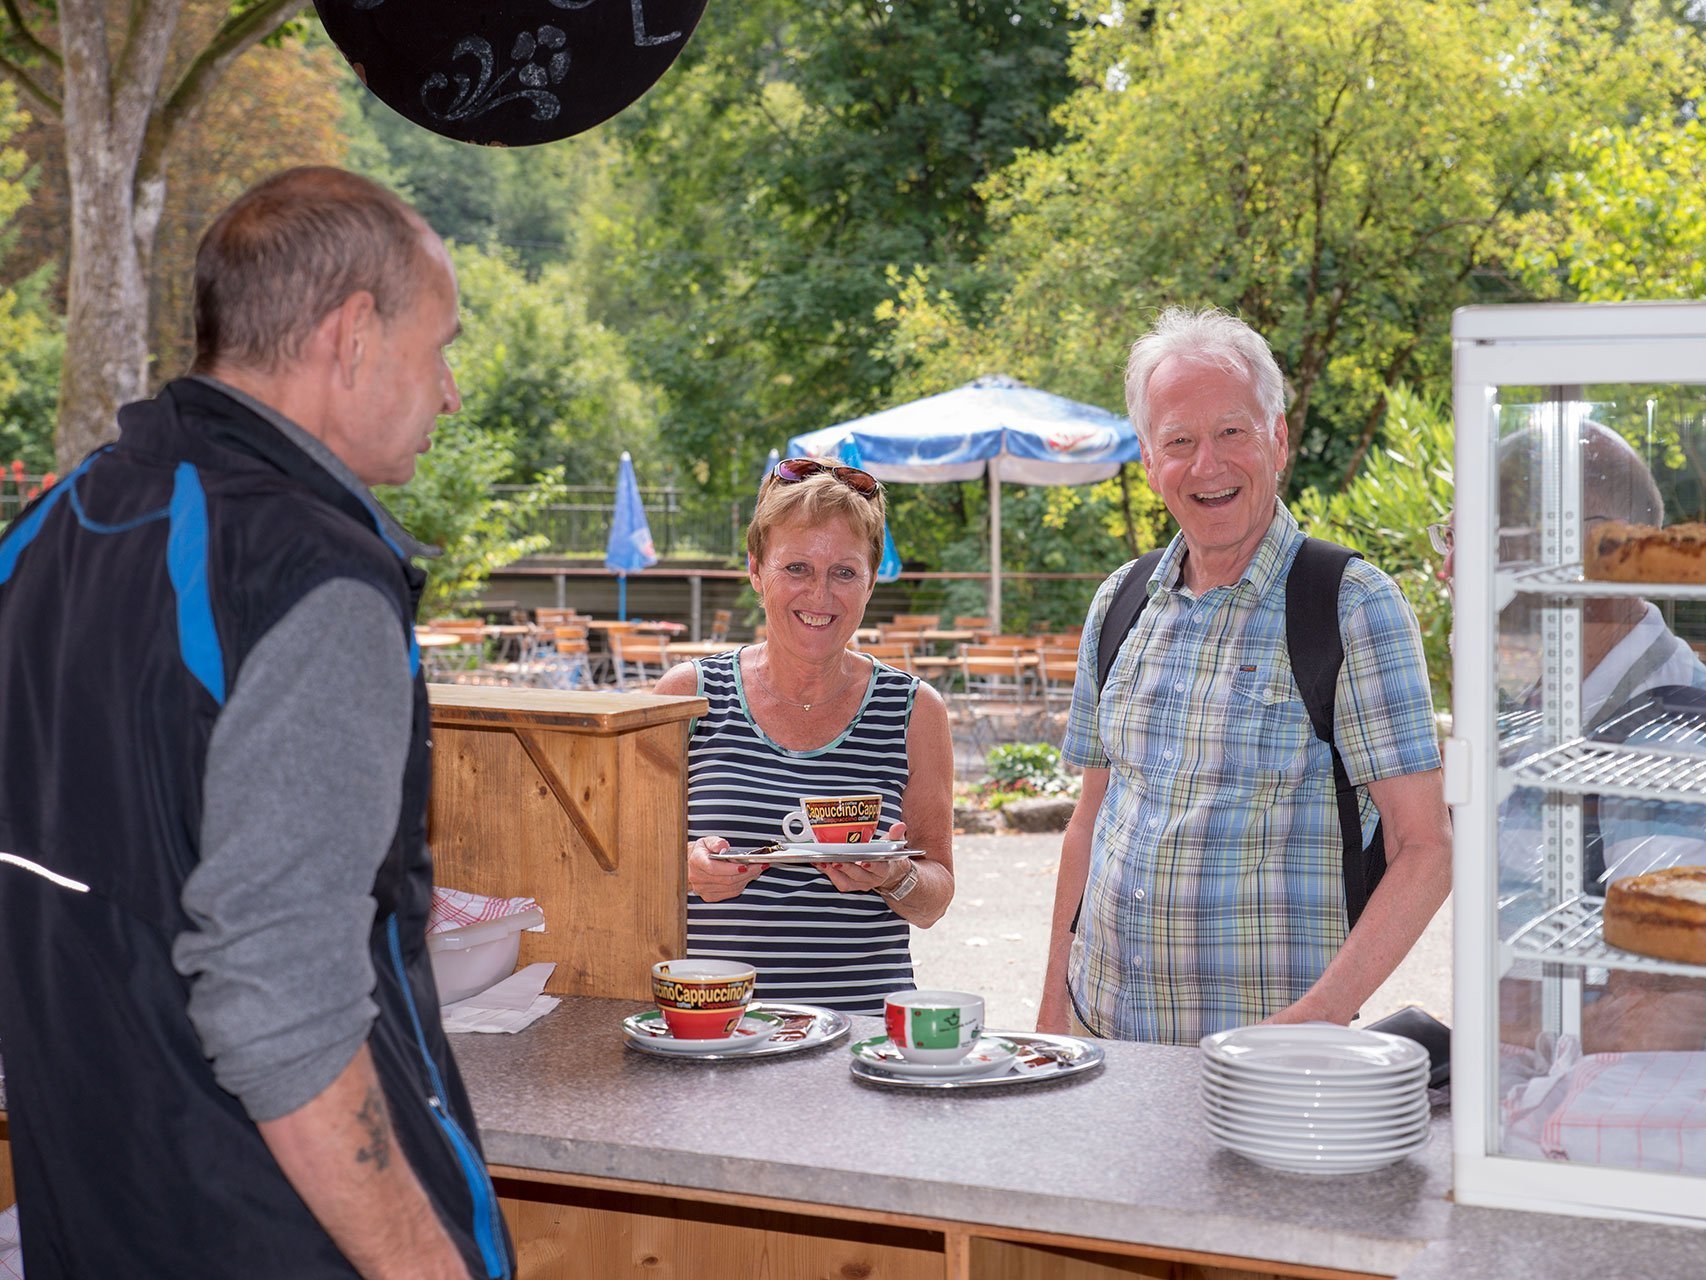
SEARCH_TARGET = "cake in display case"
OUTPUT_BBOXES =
[1450,302,1706,1225]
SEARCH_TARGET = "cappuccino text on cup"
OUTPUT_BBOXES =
[780,793,883,845]
[884,989,984,1064]
[651,959,755,1040]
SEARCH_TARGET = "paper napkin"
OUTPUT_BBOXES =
[440,962,560,1034]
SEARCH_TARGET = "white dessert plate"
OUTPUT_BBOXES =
[1194,1064,1433,1112]
[1201,1087,1431,1131]
[1205,1115,1432,1159]
[1211,1131,1430,1176]
[622,1010,781,1054]
[1200,1025,1429,1080]
[850,1034,1018,1079]
[1204,1109,1431,1148]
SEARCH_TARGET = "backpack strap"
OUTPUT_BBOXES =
[1070,537,1384,941]
[1095,549,1168,693]
[1285,538,1385,930]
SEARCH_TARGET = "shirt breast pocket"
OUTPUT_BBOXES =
[1224,664,1311,787]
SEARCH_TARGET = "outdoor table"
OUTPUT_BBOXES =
[480,623,535,661]
[917,628,975,645]
[414,630,465,649]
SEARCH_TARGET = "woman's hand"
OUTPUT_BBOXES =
[821,822,909,895]
[686,836,766,902]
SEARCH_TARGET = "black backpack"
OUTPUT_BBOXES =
[1075,537,1386,932]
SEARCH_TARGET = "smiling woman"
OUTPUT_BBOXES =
[651,461,957,1014]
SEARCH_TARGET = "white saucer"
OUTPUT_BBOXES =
[850,1034,1018,1078]
[777,839,909,854]
[710,845,917,865]
[621,1009,781,1054]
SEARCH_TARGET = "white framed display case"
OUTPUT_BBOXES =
[1450,301,1706,1226]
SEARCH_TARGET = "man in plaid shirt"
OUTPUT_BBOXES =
[1038,307,1451,1044]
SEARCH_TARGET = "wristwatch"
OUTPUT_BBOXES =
[880,860,921,902]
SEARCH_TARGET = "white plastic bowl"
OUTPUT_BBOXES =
[426,905,546,1005]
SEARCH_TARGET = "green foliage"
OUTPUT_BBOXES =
[1293,384,1454,708]
[0,84,55,472]
[447,243,663,486]
[1510,114,1706,301]
[592,0,1082,503]
[377,422,564,617]
[983,741,1074,796]
[887,0,1699,497]
[0,263,62,472]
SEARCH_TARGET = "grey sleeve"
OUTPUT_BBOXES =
[173,577,414,1123]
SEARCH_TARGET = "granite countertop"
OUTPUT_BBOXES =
[447,996,1700,1279]
[4,1001,1702,1277]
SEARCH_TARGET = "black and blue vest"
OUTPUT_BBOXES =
[0,380,513,1278]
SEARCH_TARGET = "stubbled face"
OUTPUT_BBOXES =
[750,516,875,661]
[335,233,463,488]
[1141,354,1286,572]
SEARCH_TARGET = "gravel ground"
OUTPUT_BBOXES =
[909,831,1453,1034]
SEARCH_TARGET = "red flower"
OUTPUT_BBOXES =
[8,460,22,478]
[40,472,56,489]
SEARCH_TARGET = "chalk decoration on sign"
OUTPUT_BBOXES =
[315,0,709,146]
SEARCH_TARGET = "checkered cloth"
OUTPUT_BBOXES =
[428,886,544,935]
[1,1203,21,1279]
[1501,1036,1706,1174]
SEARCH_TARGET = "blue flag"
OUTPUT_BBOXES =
[837,438,901,582]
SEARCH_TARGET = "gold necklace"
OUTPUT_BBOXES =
[754,656,860,712]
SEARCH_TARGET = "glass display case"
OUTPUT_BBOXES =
[1450,302,1706,1224]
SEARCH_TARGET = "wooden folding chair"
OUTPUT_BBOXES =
[709,608,733,643]
[611,634,673,691]
[891,613,941,630]
[855,641,914,674]
[954,644,1046,751]
[1036,648,1083,736]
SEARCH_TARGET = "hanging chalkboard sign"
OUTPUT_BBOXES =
[316,0,707,146]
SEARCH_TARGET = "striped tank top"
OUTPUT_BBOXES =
[684,647,918,1014]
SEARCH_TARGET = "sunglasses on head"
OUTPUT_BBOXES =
[771,457,883,497]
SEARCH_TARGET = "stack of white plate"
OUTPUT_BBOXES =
[1198,1024,1433,1174]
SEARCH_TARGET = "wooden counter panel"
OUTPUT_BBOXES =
[429,719,690,1000]
[490,1168,1388,1280]
[497,1180,943,1279]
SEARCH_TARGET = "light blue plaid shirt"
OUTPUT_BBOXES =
[1061,504,1441,1043]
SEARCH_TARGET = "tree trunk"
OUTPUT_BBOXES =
[54,0,179,471]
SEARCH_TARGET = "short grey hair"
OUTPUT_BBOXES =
[1123,306,1287,444]
[191,167,431,375]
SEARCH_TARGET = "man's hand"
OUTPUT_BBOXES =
[258,1044,472,1280]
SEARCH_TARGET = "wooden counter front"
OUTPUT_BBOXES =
[427,686,706,1003]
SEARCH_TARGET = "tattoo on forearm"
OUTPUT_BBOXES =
[353,1085,393,1172]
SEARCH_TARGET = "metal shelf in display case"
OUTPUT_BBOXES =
[1499,562,1706,610]
[1504,895,1706,982]
[1498,721,1706,807]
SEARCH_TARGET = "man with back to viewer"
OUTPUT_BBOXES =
[1037,306,1452,1043]
[0,167,513,1277]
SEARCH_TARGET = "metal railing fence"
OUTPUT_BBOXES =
[495,484,749,560]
